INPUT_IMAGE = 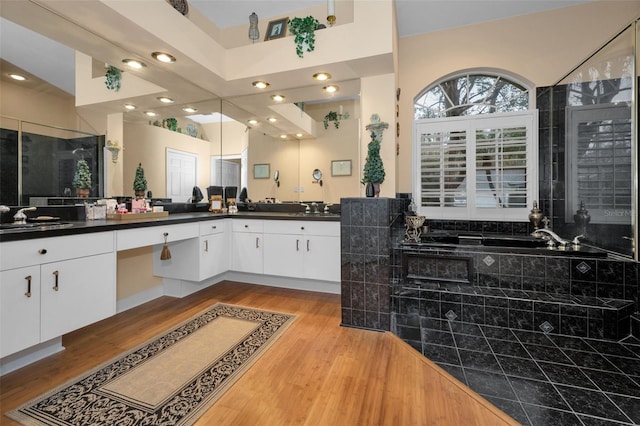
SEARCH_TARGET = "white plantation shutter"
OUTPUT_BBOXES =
[475,126,528,209]
[414,111,537,220]
[420,129,467,207]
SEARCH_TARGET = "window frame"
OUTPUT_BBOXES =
[413,110,538,221]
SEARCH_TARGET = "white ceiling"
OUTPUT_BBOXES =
[0,0,592,136]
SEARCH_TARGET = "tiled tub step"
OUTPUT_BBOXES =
[393,281,635,341]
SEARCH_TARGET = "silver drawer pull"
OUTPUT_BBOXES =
[25,275,32,297]
[296,239,300,251]
[256,237,260,249]
[38,249,47,255]
[53,270,59,291]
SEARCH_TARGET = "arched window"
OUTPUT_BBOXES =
[413,72,537,221]
[414,73,529,119]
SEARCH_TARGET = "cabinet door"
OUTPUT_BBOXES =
[40,253,115,341]
[200,233,229,279]
[231,233,263,274]
[263,233,304,278]
[303,235,341,282]
[0,266,41,357]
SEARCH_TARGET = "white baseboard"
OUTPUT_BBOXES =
[1,337,64,376]
[224,272,340,294]
[116,285,164,313]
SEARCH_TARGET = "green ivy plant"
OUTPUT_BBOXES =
[105,66,122,91]
[164,118,178,131]
[323,111,340,129]
[72,159,92,189]
[288,16,320,58]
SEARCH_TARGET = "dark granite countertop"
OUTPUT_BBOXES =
[0,211,340,242]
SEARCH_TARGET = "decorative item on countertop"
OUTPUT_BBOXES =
[72,159,92,198]
[288,16,320,58]
[361,114,388,197]
[160,232,172,260]
[105,65,122,91]
[133,163,148,198]
[249,12,259,42]
[209,195,223,213]
[574,201,590,230]
[528,201,544,230]
[85,203,107,220]
[405,215,426,242]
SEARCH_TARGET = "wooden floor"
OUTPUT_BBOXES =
[0,281,518,425]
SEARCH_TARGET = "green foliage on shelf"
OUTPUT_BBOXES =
[105,66,121,91]
[165,118,178,131]
[323,111,340,129]
[72,160,92,189]
[288,16,320,58]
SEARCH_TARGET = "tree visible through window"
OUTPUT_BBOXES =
[413,73,535,220]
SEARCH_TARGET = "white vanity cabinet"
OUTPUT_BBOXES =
[152,219,229,281]
[231,220,263,274]
[0,232,115,358]
[263,220,340,282]
[0,266,41,357]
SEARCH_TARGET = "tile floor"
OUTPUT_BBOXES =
[414,318,640,425]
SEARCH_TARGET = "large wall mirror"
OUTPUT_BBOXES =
[541,21,638,258]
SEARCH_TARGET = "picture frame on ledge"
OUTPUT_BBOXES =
[265,17,288,41]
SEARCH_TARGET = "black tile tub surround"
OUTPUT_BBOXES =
[396,244,638,340]
[341,197,409,331]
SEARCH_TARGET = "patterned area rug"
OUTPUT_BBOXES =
[8,303,296,426]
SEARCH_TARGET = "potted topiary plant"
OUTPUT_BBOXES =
[288,16,320,58]
[72,159,92,198]
[361,114,389,197]
[133,163,148,198]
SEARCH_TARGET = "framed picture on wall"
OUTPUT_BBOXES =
[253,163,270,179]
[265,17,288,41]
[331,160,352,176]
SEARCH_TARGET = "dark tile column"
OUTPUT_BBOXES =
[341,197,408,331]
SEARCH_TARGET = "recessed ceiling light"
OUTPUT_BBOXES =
[267,117,277,123]
[144,111,158,117]
[323,85,339,93]
[280,134,288,139]
[271,94,285,102]
[248,119,258,125]
[296,133,303,138]
[124,104,136,110]
[122,59,145,69]
[313,72,331,81]
[9,73,26,81]
[252,80,270,89]
[157,96,174,103]
[151,52,176,63]
[182,107,198,113]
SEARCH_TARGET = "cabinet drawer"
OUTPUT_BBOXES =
[116,223,199,251]
[0,232,114,271]
[263,220,339,236]
[199,219,226,236]
[231,219,263,233]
